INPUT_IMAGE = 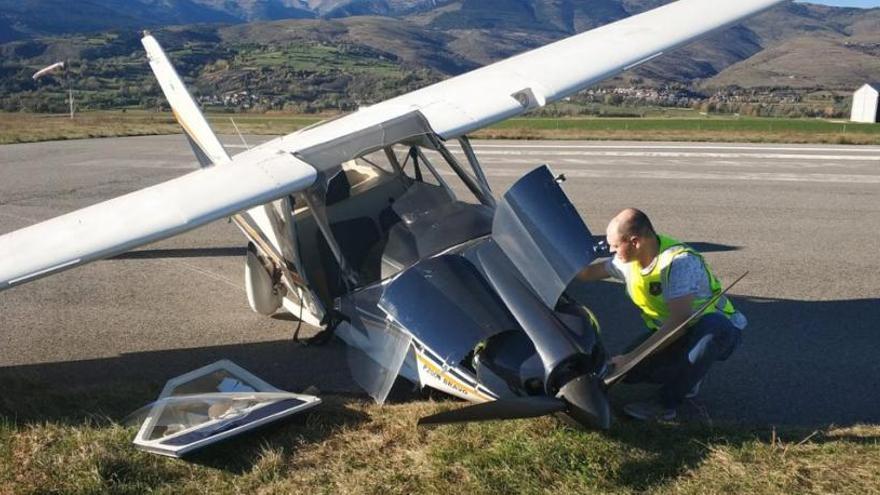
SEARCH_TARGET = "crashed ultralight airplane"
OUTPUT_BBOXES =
[0,0,781,453]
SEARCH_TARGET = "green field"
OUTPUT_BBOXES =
[474,116,880,144]
[0,111,322,144]
[493,117,880,135]
[1,112,879,145]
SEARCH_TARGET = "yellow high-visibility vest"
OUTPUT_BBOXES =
[626,234,736,331]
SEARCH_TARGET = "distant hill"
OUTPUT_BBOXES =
[1,1,879,113]
[0,0,451,42]
[704,4,880,89]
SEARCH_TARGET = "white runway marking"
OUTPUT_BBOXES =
[472,150,880,162]
[457,168,880,184]
[551,157,871,171]
[469,143,880,153]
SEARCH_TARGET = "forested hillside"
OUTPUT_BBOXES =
[1,1,877,114]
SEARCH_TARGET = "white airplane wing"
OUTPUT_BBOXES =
[0,0,785,292]
[0,152,316,291]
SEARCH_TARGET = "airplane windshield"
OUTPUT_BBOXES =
[392,144,487,206]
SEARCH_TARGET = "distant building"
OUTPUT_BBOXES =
[851,83,879,123]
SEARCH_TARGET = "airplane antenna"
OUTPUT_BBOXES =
[229,117,250,150]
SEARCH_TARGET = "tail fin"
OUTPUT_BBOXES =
[141,32,230,167]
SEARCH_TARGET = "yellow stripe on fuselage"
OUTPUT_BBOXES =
[416,354,495,402]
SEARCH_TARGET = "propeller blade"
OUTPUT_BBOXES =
[418,396,566,426]
[557,374,612,430]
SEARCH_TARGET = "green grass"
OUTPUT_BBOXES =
[2,394,879,494]
[2,111,879,146]
[491,117,880,135]
[0,111,323,144]
[1,366,878,493]
[473,116,880,144]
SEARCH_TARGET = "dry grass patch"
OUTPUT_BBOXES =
[472,128,880,145]
[665,427,880,495]
[0,112,180,144]
[3,112,879,146]
[4,421,192,494]
[0,112,324,145]
[274,400,441,493]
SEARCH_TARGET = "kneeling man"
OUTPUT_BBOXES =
[578,208,746,420]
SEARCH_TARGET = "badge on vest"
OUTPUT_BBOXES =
[649,282,662,296]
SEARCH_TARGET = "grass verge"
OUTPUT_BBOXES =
[0,112,322,145]
[2,394,878,494]
[472,117,880,144]
[2,112,879,145]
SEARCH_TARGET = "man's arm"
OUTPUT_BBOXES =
[656,252,710,343]
[576,261,611,282]
[652,293,697,352]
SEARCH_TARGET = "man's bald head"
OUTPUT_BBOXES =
[609,208,656,240]
[605,208,658,265]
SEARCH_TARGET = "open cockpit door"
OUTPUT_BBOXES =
[129,360,320,458]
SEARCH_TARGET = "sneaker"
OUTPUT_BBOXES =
[685,378,704,399]
[623,401,677,421]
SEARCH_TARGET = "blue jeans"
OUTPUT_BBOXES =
[623,312,742,408]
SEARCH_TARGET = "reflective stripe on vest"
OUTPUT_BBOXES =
[625,234,736,331]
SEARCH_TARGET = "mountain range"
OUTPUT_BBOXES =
[2,0,879,112]
[0,0,450,41]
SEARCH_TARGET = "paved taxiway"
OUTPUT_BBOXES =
[1,135,878,426]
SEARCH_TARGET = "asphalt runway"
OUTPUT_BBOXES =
[1,135,878,427]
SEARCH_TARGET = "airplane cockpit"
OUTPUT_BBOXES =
[289,110,496,305]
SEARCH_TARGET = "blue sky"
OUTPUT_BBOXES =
[802,0,880,7]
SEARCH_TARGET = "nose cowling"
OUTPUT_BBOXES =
[556,373,611,430]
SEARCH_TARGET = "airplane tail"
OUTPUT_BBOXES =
[141,32,230,167]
